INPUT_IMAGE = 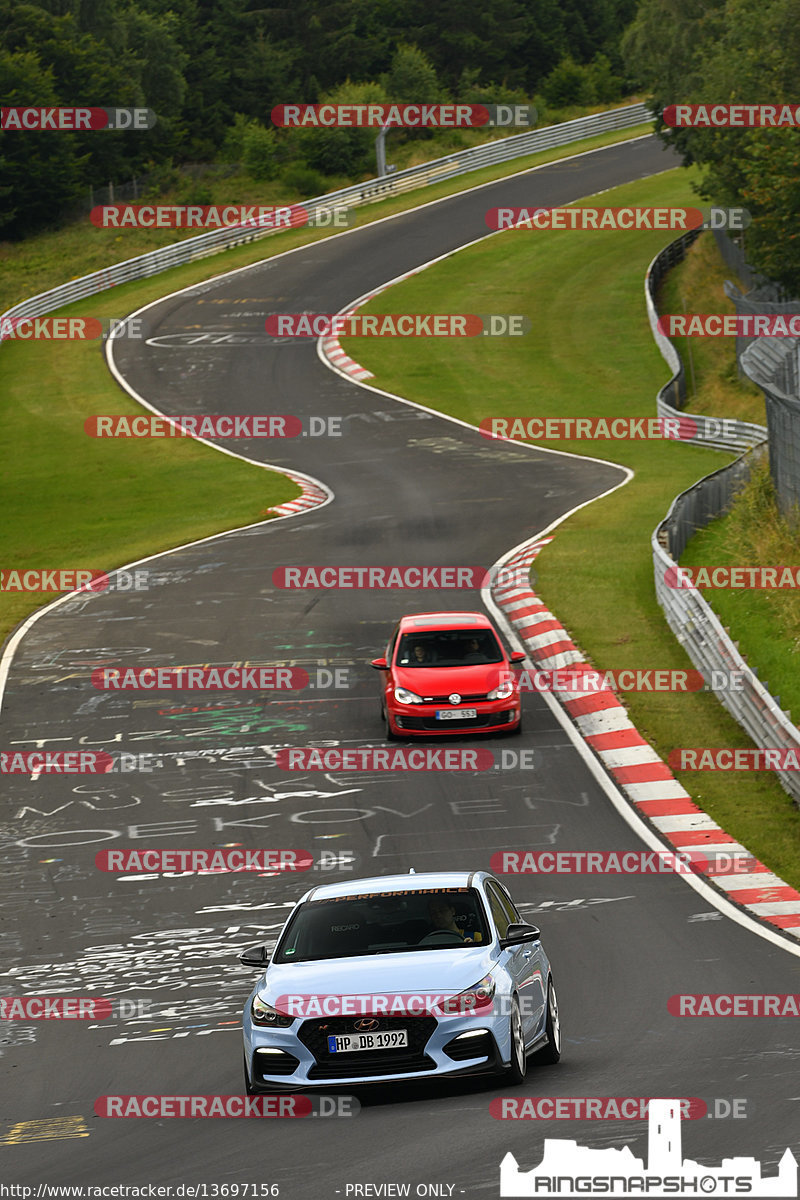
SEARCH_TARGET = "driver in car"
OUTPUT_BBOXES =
[463,637,484,662]
[427,896,473,942]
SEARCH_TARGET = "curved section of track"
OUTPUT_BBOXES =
[2,137,798,1197]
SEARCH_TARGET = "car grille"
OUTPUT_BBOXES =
[299,1016,437,1079]
[397,711,515,731]
[423,693,488,703]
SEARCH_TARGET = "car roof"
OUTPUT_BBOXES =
[300,870,489,903]
[397,612,494,632]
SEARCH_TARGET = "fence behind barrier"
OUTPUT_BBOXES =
[653,453,800,806]
[645,230,767,452]
[649,233,799,806]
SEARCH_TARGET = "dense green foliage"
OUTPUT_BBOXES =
[1,0,635,239]
[623,0,800,294]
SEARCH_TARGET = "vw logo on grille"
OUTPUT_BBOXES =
[449,693,461,704]
[354,1018,380,1032]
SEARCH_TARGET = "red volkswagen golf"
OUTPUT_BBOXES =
[371,611,526,739]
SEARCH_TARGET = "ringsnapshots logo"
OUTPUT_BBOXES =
[1,107,156,131]
[498,1098,797,1197]
[271,103,536,128]
[266,314,530,337]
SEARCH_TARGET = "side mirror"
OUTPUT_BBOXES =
[509,650,527,664]
[239,943,270,968]
[500,922,541,948]
[370,657,388,670]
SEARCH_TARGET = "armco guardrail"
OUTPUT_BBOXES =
[742,337,800,516]
[649,232,800,806]
[645,229,767,451]
[653,457,800,807]
[1,103,651,336]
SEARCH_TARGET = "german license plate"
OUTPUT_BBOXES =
[327,1030,408,1053]
[436,708,477,720]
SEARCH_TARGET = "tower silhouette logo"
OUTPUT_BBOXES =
[500,1099,797,1197]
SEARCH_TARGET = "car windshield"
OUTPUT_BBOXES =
[273,888,491,963]
[396,630,503,667]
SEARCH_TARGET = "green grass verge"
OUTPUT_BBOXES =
[0,120,653,648]
[339,167,800,890]
[656,232,765,424]
[661,230,800,838]
[681,456,800,724]
[0,320,302,643]
[658,230,800,724]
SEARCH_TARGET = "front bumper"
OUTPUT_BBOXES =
[244,1012,509,1088]
[388,701,520,736]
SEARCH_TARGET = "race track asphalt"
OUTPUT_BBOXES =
[2,134,798,1197]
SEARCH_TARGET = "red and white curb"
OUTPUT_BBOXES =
[268,471,330,517]
[321,328,374,381]
[320,298,375,381]
[319,264,431,383]
[492,534,800,942]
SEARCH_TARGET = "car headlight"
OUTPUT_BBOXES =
[394,686,424,704]
[251,995,294,1027]
[435,975,496,1016]
[488,678,515,700]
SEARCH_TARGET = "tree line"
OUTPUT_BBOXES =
[1,0,635,238]
[2,0,798,296]
[624,0,800,293]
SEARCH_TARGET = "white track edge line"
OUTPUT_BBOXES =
[482,536,800,960]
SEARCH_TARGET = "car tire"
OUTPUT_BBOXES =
[243,1050,258,1095]
[503,995,527,1084]
[532,978,561,1065]
[382,704,399,741]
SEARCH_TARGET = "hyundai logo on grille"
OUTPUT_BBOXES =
[449,693,461,704]
[353,1018,380,1032]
